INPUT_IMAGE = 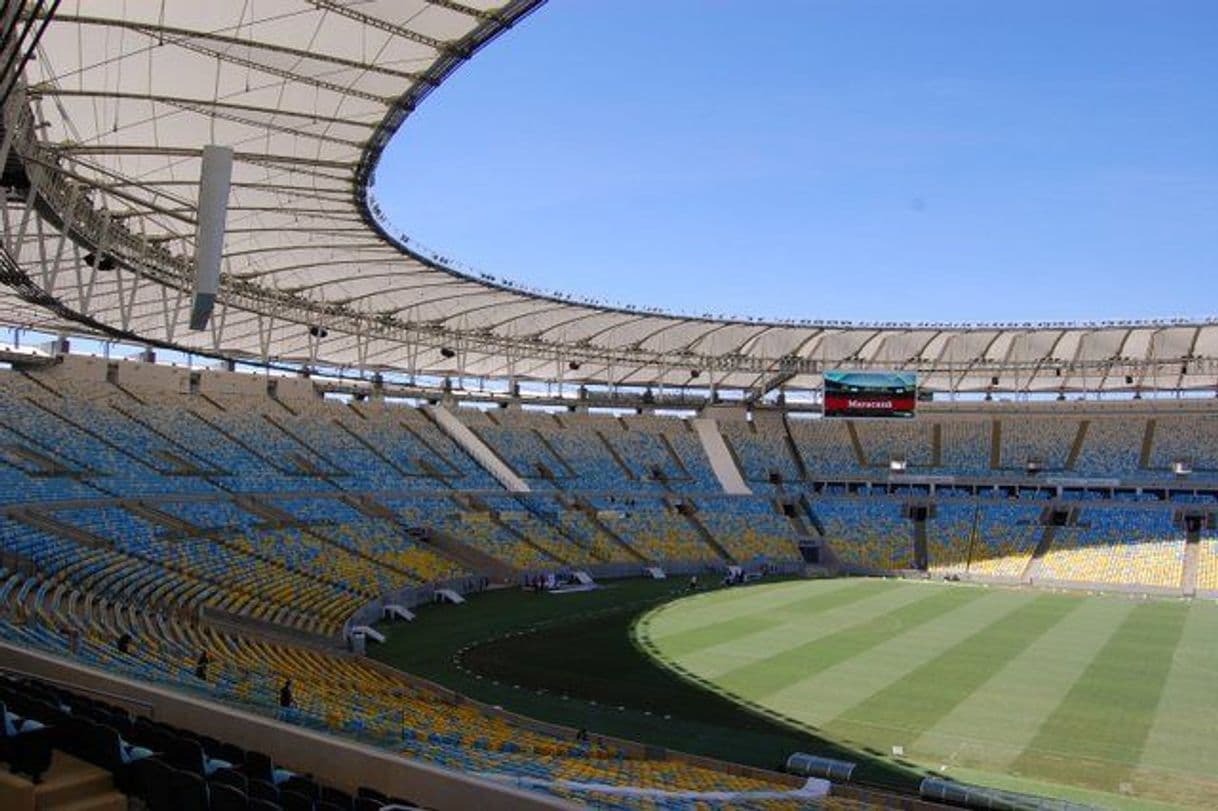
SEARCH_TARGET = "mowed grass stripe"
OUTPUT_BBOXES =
[913,595,1131,770]
[714,584,987,699]
[646,578,863,641]
[1010,600,1188,791]
[1139,601,1218,781]
[824,593,1080,748]
[764,589,1032,727]
[653,579,881,658]
[668,580,938,680]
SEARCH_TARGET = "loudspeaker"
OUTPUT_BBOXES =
[83,252,116,271]
[190,145,234,330]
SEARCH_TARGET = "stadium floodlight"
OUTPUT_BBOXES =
[190,145,234,331]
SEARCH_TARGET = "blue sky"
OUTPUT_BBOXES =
[372,1,1217,324]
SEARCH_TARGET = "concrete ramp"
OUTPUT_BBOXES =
[645,566,667,579]
[435,588,466,605]
[572,570,595,586]
[427,405,530,492]
[692,418,751,494]
[351,625,386,643]
[383,604,415,622]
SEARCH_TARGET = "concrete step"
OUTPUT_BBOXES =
[34,753,118,810]
[0,751,127,811]
[46,792,127,811]
[0,767,37,811]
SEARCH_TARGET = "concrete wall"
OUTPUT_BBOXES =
[36,353,107,384]
[116,359,190,395]
[198,367,267,399]
[274,374,319,404]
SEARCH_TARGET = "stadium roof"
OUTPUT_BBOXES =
[2,1,1216,394]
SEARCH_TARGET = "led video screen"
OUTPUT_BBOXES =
[823,371,917,418]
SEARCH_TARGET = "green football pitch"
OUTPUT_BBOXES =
[635,578,1218,810]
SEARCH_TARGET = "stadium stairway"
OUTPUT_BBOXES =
[106,404,224,480]
[248,495,432,584]
[123,502,204,537]
[676,503,736,564]
[1182,532,1201,597]
[593,429,639,485]
[716,432,751,486]
[846,422,869,468]
[416,525,520,581]
[573,501,651,564]
[2,444,75,477]
[262,413,350,475]
[0,751,126,811]
[472,415,547,486]
[912,518,929,571]
[425,405,529,492]
[658,430,696,481]
[16,370,65,401]
[345,494,403,523]
[487,512,574,567]
[530,427,578,481]
[336,408,413,476]
[190,412,298,479]
[232,496,299,528]
[179,500,375,614]
[21,398,156,480]
[199,601,345,651]
[989,420,1002,469]
[691,419,751,494]
[8,510,108,551]
[784,503,813,538]
[1021,524,1058,582]
[108,381,149,409]
[1065,420,1090,470]
[1139,418,1157,471]
[780,415,810,481]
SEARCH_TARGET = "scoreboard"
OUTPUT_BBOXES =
[823,371,917,419]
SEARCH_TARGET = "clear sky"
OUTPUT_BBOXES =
[372,1,1217,325]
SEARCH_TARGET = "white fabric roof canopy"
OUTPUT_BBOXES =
[1,1,1215,393]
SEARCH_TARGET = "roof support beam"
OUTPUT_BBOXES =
[305,1,451,53]
[425,0,503,21]
[31,89,379,130]
[52,144,354,171]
